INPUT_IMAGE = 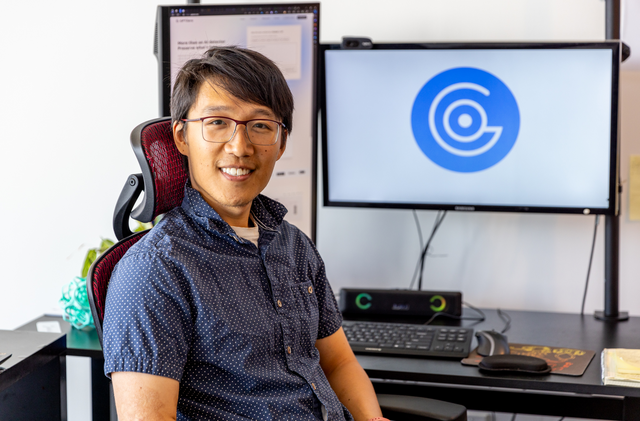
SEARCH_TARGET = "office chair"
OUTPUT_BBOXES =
[87,117,466,421]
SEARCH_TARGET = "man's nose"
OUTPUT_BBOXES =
[224,124,253,156]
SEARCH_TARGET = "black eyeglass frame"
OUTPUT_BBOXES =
[181,116,288,146]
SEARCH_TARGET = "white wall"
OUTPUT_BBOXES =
[0,0,637,333]
[0,0,160,330]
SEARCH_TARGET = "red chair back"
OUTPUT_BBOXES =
[87,230,149,346]
[135,117,188,219]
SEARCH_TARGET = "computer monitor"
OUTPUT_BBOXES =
[319,42,621,216]
[155,3,319,238]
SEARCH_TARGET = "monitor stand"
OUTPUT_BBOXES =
[595,213,629,321]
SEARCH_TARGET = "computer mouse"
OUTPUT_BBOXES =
[475,330,510,356]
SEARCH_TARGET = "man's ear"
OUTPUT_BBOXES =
[173,121,188,155]
[277,130,288,161]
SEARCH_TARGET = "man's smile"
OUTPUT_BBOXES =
[220,167,253,177]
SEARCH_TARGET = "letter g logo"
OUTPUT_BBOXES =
[411,67,520,172]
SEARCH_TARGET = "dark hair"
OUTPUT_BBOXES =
[171,46,294,150]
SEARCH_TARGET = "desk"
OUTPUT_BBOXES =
[0,329,66,421]
[361,309,640,420]
[20,310,640,421]
[17,316,112,421]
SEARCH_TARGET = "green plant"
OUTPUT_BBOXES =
[80,238,114,278]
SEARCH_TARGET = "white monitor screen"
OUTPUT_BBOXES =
[321,43,620,215]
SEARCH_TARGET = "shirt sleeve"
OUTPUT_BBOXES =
[307,241,343,340]
[102,248,193,381]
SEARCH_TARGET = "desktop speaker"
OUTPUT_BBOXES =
[339,289,462,317]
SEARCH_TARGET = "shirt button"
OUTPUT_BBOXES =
[277,300,283,308]
[308,286,313,294]
[287,346,292,354]
[311,382,316,390]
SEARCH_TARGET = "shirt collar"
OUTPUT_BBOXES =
[181,182,287,234]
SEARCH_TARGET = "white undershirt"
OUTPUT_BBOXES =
[231,225,260,247]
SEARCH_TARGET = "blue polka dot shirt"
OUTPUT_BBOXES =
[103,184,352,420]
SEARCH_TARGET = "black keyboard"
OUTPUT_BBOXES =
[343,320,473,359]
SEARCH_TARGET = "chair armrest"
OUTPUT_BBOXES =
[113,173,144,240]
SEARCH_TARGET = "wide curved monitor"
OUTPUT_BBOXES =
[319,42,621,215]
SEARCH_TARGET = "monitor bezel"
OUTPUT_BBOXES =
[319,41,621,216]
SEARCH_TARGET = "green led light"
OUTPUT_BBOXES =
[430,295,446,312]
[355,293,372,310]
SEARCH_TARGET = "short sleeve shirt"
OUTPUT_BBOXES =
[103,184,351,420]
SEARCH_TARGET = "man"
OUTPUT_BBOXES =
[103,47,388,421]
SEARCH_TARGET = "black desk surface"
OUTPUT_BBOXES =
[17,315,102,358]
[358,309,640,398]
[0,329,66,391]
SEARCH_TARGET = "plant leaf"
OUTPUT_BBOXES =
[81,249,98,278]
[134,221,153,232]
[99,238,115,253]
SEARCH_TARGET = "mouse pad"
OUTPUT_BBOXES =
[461,344,596,376]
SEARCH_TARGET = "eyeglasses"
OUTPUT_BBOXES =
[181,116,287,146]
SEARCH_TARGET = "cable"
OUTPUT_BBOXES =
[409,211,425,290]
[580,214,600,316]
[497,308,512,334]
[409,210,442,290]
[412,210,424,253]
[423,301,485,326]
[418,211,447,291]
[410,210,440,289]
[415,211,447,291]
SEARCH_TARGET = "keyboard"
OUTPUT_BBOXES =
[343,320,473,359]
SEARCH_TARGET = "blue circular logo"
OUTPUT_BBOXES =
[411,67,520,172]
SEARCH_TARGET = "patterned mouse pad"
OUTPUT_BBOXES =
[461,343,596,376]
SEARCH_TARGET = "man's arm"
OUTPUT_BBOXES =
[316,327,383,421]
[111,371,180,421]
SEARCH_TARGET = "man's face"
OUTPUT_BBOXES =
[174,81,286,227]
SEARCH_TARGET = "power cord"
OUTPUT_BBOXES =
[412,210,424,257]
[580,215,600,316]
[408,210,425,289]
[423,301,485,326]
[497,308,511,334]
[409,211,447,291]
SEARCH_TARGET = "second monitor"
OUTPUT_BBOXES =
[319,42,621,216]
